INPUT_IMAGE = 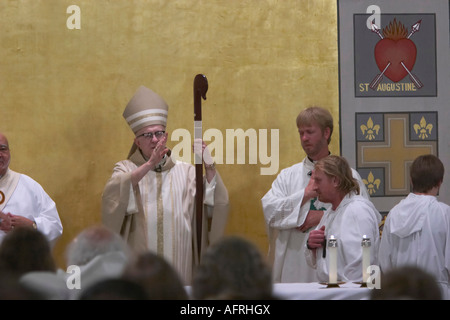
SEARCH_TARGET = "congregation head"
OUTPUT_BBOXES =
[0,227,56,279]
[65,224,129,267]
[122,251,188,300]
[371,266,442,300]
[192,235,273,300]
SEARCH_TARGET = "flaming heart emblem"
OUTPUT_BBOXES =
[375,19,415,82]
[369,19,423,89]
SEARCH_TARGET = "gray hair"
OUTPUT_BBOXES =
[66,225,129,266]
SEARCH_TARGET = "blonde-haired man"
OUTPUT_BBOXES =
[305,155,381,283]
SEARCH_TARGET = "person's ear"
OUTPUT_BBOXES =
[323,127,331,142]
[134,137,141,149]
[332,176,340,187]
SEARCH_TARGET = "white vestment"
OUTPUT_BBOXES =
[378,193,450,299]
[305,193,381,282]
[0,169,62,246]
[102,150,229,285]
[261,157,369,283]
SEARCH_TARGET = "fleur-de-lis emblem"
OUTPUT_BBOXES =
[362,171,381,195]
[360,117,380,140]
[413,116,433,140]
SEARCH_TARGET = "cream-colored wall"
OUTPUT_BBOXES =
[0,0,339,268]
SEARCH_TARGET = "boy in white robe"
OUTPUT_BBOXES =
[378,154,450,299]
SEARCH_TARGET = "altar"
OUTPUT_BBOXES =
[272,282,372,300]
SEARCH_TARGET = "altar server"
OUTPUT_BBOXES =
[378,154,450,299]
[305,155,381,282]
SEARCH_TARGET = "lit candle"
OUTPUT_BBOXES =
[361,235,371,285]
[328,235,338,285]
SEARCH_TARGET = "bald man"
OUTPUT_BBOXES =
[0,132,62,246]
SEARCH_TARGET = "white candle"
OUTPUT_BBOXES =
[361,235,371,284]
[328,235,338,284]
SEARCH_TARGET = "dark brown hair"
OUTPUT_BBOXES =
[0,227,56,278]
[410,154,444,193]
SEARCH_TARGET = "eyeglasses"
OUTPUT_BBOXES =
[136,131,165,140]
[0,144,9,153]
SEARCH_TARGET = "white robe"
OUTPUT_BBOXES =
[102,150,229,285]
[378,193,450,299]
[261,157,369,283]
[0,169,62,246]
[305,192,381,283]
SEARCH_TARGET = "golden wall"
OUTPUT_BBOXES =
[0,0,339,268]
